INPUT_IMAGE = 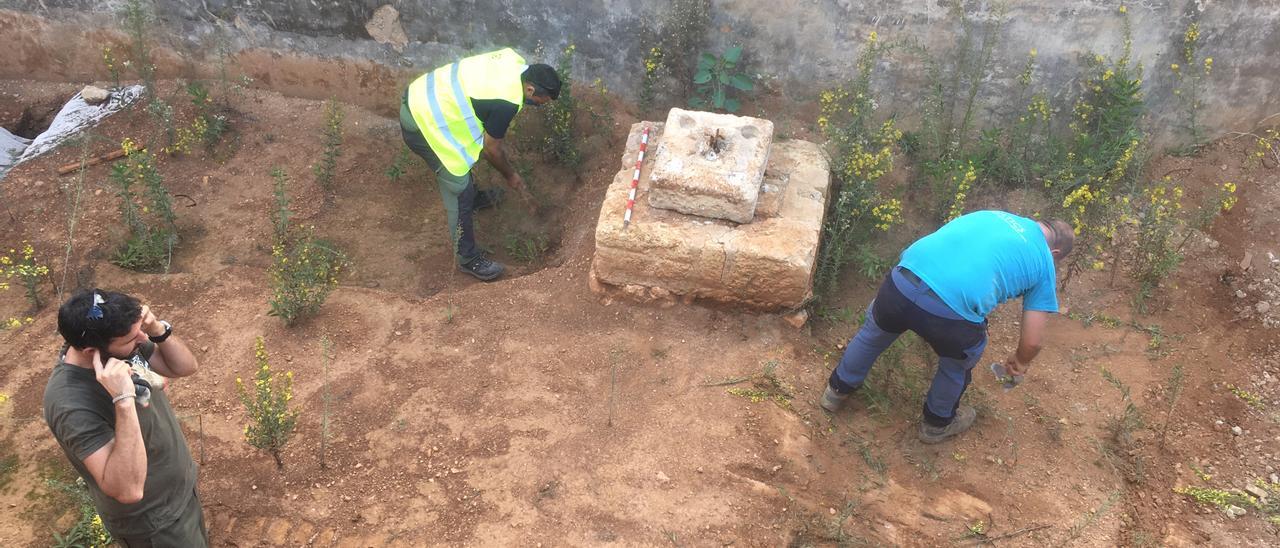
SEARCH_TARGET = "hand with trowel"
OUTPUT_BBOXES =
[993,302,1069,391]
[502,170,541,215]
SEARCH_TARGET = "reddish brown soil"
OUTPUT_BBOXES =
[1,64,1278,548]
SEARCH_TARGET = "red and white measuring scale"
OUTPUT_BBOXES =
[622,125,650,228]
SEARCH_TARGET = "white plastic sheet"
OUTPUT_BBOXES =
[0,85,146,180]
[0,128,31,178]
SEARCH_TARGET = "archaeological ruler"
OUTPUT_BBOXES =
[622,124,650,228]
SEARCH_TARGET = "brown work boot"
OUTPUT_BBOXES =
[918,405,977,444]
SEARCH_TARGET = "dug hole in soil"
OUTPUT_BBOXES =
[2,64,1280,546]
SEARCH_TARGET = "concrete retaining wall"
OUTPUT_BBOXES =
[1,1,1277,142]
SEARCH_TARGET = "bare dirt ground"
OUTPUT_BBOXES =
[1,66,1278,547]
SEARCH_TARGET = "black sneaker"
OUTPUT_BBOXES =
[459,256,504,281]
[472,188,505,212]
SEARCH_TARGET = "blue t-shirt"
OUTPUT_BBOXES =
[898,211,1058,323]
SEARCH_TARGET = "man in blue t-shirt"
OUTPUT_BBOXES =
[820,211,1074,443]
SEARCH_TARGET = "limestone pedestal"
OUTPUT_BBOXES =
[591,121,830,310]
[646,108,774,224]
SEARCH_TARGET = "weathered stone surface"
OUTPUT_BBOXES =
[81,85,110,105]
[593,122,829,310]
[647,108,774,223]
[365,5,409,52]
[783,309,809,329]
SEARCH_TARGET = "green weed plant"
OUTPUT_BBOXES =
[540,44,581,169]
[266,168,348,326]
[812,32,903,302]
[689,46,754,113]
[236,337,297,468]
[0,243,49,309]
[110,139,178,272]
[314,99,344,199]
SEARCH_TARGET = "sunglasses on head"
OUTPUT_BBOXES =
[80,290,105,340]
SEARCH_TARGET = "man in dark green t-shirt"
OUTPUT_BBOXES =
[43,289,206,546]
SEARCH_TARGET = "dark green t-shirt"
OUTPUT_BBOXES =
[42,343,198,537]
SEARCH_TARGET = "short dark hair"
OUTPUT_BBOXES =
[57,289,142,350]
[1042,218,1075,259]
[521,63,562,100]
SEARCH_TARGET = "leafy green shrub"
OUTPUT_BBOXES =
[910,1,1005,220]
[1101,367,1144,442]
[47,477,112,548]
[163,83,230,156]
[119,0,177,147]
[110,138,178,272]
[1049,8,1146,280]
[540,44,581,169]
[101,46,121,90]
[813,33,904,302]
[639,46,665,112]
[385,146,411,183]
[186,82,229,149]
[503,229,550,264]
[689,46,754,113]
[268,235,347,325]
[1125,179,1236,308]
[975,49,1058,189]
[657,0,711,96]
[314,99,344,199]
[1171,22,1212,153]
[267,168,348,325]
[269,168,291,245]
[0,242,50,309]
[236,337,297,468]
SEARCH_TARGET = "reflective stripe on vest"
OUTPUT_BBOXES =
[424,64,481,169]
[406,49,526,177]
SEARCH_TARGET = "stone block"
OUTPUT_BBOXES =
[593,122,830,310]
[647,108,774,223]
[365,5,409,52]
[80,85,109,105]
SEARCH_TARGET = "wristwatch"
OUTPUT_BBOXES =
[149,320,173,343]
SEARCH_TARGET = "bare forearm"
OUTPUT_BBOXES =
[1012,310,1050,367]
[1014,340,1041,365]
[154,335,199,377]
[103,403,147,502]
[483,142,516,180]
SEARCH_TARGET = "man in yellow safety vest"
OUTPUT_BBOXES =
[399,48,561,281]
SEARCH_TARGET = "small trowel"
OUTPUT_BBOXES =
[990,362,1024,392]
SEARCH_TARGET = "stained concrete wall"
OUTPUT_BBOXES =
[1,0,1277,142]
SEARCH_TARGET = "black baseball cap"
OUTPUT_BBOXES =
[522,63,562,100]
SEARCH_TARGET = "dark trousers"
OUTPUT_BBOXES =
[828,267,988,426]
[400,97,481,265]
[115,488,208,548]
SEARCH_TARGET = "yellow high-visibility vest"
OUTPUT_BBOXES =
[406,48,526,177]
